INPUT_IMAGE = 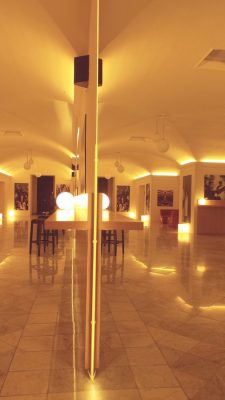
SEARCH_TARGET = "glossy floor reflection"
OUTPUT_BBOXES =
[0,221,225,399]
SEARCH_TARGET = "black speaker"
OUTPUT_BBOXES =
[74,55,103,87]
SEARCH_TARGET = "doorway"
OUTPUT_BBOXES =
[98,177,115,210]
[37,176,55,214]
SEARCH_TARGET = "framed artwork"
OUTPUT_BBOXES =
[56,184,70,196]
[14,183,29,210]
[157,190,173,207]
[204,174,225,200]
[116,185,130,211]
[145,183,150,213]
[183,175,192,222]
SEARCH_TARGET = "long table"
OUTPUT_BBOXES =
[45,209,143,231]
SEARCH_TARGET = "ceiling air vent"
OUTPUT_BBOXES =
[129,136,147,142]
[2,130,23,137]
[197,49,225,70]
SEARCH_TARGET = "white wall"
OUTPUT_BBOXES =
[131,175,179,223]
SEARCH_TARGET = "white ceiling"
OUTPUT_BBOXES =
[1,0,225,178]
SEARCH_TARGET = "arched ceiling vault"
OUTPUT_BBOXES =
[1,0,225,179]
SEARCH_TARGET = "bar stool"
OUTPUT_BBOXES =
[29,218,45,256]
[101,230,124,255]
[29,217,56,256]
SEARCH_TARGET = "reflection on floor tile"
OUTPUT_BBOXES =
[0,221,225,399]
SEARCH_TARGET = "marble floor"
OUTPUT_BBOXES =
[0,220,225,399]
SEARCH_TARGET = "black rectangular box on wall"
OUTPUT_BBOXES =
[74,55,102,87]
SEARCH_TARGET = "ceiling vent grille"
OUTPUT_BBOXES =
[129,136,148,142]
[2,130,23,137]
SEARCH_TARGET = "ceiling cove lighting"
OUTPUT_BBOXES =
[134,172,151,180]
[0,169,11,176]
[152,172,179,176]
[180,159,196,165]
[201,159,225,163]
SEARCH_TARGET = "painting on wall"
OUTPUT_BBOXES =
[182,175,192,222]
[157,190,173,207]
[56,184,70,196]
[116,185,130,212]
[145,183,150,214]
[204,175,225,200]
[14,183,29,210]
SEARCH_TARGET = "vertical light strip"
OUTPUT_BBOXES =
[71,239,76,397]
[90,0,99,381]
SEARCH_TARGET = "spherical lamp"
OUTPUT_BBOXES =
[56,192,74,210]
[157,138,170,153]
[102,193,110,210]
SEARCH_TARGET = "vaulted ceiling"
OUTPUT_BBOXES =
[0,0,225,179]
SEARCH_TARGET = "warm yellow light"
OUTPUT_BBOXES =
[152,266,176,272]
[196,265,206,273]
[74,193,88,208]
[56,209,74,221]
[179,159,196,165]
[141,214,150,227]
[129,211,136,219]
[176,296,193,310]
[178,223,190,233]
[200,305,225,310]
[201,159,225,163]
[102,210,109,221]
[8,210,15,218]
[102,193,110,210]
[202,159,225,163]
[152,172,179,176]
[131,256,149,269]
[198,198,206,205]
[56,192,74,210]
[134,172,151,180]
[0,213,2,225]
[150,266,176,276]
[0,169,11,176]
[178,233,190,243]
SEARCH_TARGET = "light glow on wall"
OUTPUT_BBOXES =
[56,192,74,210]
[196,265,206,273]
[141,214,150,226]
[129,211,136,219]
[152,171,179,176]
[178,223,190,233]
[8,210,15,219]
[198,198,207,205]
[0,213,2,225]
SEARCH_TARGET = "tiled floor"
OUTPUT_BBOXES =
[0,221,225,399]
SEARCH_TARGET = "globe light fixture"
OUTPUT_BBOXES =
[102,193,110,210]
[56,192,74,210]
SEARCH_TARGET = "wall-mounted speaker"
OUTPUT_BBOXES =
[74,55,102,87]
